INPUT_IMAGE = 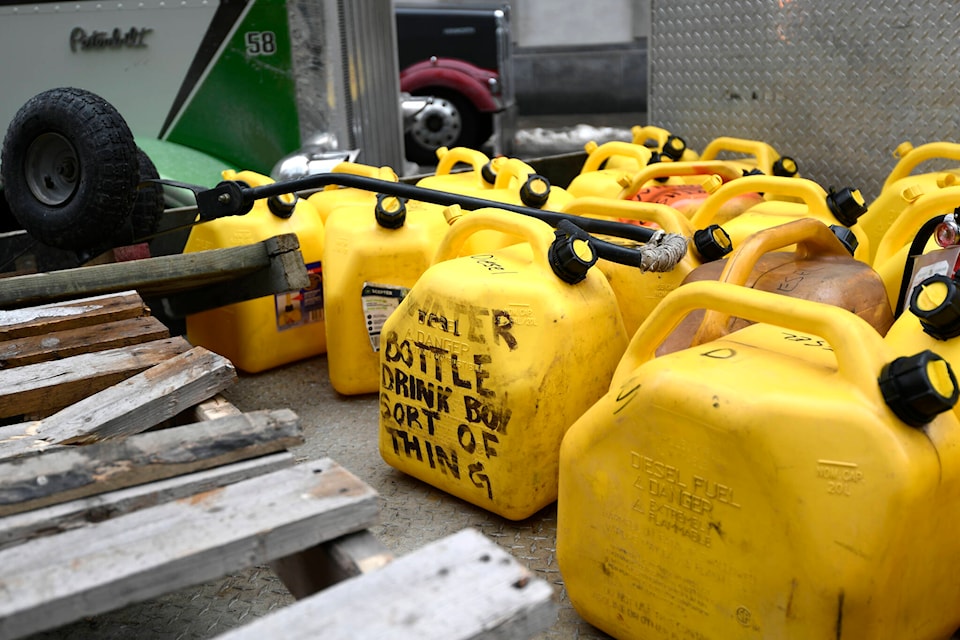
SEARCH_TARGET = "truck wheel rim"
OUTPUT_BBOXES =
[411,97,462,148]
[25,132,80,206]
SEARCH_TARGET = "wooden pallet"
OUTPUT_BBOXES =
[0,292,556,639]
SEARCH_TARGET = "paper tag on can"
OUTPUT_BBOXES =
[361,282,410,351]
[275,261,324,331]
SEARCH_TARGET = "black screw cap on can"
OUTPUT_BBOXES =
[375,193,407,228]
[879,350,959,427]
[481,160,498,185]
[267,193,297,219]
[909,275,960,340]
[826,187,867,226]
[772,156,799,178]
[548,219,597,284]
[520,174,551,208]
[829,224,859,256]
[662,135,687,161]
[693,224,733,262]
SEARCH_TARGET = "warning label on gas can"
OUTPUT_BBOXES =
[362,282,410,351]
[275,261,324,331]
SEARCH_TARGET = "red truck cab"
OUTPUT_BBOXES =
[396,4,516,165]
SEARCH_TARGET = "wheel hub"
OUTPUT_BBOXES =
[25,132,80,206]
[410,97,462,148]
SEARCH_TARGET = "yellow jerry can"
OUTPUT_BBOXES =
[688,174,870,259]
[557,281,960,640]
[378,209,629,520]
[414,146,495,193]
[305,161,399,224]
[858,141,960,261]
[323,194,450,396]
[698,135,800,178]
[184,169,326,373]
[618,161,763,220]
[630,125,700,162]
[565,140,654,198]
[560,196,731,336]
[871,186,960,311]
[426,156,575,256]
[660,218,894,354]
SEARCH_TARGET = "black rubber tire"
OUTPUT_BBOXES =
[113,147,165,246]
[0,87,139,251]
[404,88,491,166]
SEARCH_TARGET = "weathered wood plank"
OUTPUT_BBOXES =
[218,528,557,640]
[0,458,378,640]
[0,451,294,551]
[0,291,147,341]
[0,234,308,309]
[0,336,192,419]
[0,346,238,459]
[271,529,395,599]
[190,394,243,423]
[152,235,311,318]
[0,409,303,517]
[0,315,170,368]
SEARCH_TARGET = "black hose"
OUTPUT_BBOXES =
[193,173,664,268]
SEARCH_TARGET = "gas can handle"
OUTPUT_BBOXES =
[873,186,960,268]
[698,136,780,175]
[491,157,539,190]
[433,207,555,272]
[882,142,960,192]
[612,280,888,397]
[322,162,398,191]
[561,196,694,236]
[689,175,834,228]
[630,125,675,149]
[616,162,744,200]
[434,146,491,178]
[579,140,653,174]
[691,218,853,345]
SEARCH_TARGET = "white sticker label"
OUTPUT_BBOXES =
[361,282,410,351]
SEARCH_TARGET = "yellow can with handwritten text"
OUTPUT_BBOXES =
[185,169,326,373]
[557,281,960,640]
[323,195,450,396]
[379,209,628,520]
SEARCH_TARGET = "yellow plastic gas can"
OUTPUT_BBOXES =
[558,281,960,640]
[560,196,726,336]
[858,141,960,260]
[565,140,653,199]
[323,194,450,396]
[378,209,628,520]
[184,169,326,373]
[689,174,870,259]
[870,186,960,310]
[414,146,495,193]
[630,125,700,162]
[305,161,399,224]
[424,156,575,256]
[620,162,762,220]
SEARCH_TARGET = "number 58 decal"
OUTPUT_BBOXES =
[245,31,277,56]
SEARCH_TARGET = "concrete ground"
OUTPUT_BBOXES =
[27,112,648,640]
